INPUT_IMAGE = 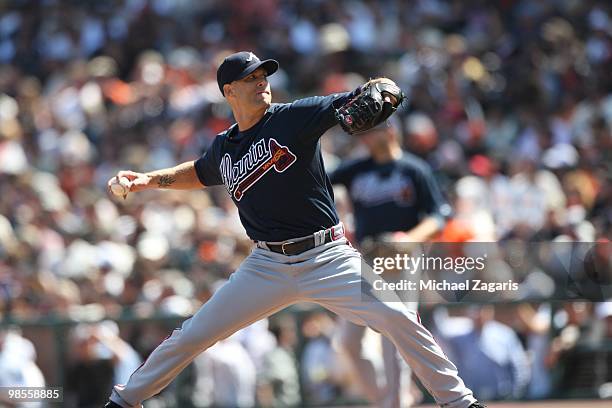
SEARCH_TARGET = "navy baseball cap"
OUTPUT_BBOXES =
[217,51,279,95]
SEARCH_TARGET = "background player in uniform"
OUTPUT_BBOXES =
[330,118,452,407]
[104,51,484,408]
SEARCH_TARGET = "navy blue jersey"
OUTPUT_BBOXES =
[195,90,358,242]
[330,152,451,243]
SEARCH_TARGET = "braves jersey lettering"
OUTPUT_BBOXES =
[351,171,415,207]
[220,138,297,201]
[219,139,297,201]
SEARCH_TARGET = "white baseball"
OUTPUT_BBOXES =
[110,177,130,197]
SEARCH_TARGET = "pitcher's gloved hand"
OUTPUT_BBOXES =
[335,79,404,135]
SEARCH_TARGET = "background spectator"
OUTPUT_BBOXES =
[435,305,531,401]
[0,327,45,408]
[257,314,301,407]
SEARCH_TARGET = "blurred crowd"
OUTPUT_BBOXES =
[0,0,611,406]
[3,302,612,407]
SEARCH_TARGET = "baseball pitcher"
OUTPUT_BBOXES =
[104,52,484,408]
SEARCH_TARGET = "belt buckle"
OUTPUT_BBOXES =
[281,241,295,255]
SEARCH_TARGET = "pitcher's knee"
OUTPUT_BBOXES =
[170,321,212,352]
[174,326,219,353]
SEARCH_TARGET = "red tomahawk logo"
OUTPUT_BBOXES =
[233,139,297,201]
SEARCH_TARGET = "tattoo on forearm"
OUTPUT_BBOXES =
[158,175,176,188]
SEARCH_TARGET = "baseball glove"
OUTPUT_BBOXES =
[335,80,404,135]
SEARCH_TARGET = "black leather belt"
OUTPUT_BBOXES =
[262,225,344,256]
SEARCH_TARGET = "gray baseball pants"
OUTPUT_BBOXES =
[110,235,476,408]
[337,247,422,408]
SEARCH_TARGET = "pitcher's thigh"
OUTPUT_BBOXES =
[177,264,296,350]
[303,249,416,331]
